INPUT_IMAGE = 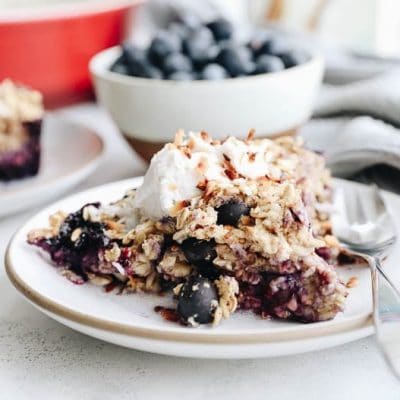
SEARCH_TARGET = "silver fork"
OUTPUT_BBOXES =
[333,183,400,379]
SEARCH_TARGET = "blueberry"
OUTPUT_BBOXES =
[181,238,218,278]
[32,203,110,279]
[145,65,163,79]
[58,205,89,238]
[121,42,147,65]
[239,45,253,62]
[69,221,109,252]
[57,204,109,252]
[162,53,192,75]
[183,27,215,65]
[206,18,233,41]
[201,63,229,80]
[126,60,146,77]
[119,44,161,78]
[278,50,309,68]
[206,44,220,62]
[73,231,90,251]
[247,39,262,56]
[110,56,130,75]
[220,41,253,61]
[216,201,250,226]
[181,238,217,266]
[175,11,202,30]
[168,22,190,40]
[255,38,288,57]
[167,71,195,81]
[110,62,129,75]
[177,275,218,325]
[247,31,271,54]
[254,54,285,74]
[148,31,181,66]
[128,58,163,79]
[216,46,254,77]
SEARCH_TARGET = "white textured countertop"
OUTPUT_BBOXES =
[1,104,399,400]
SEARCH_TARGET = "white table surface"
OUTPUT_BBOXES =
[1,104,399,400]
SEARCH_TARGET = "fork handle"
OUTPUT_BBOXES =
[363,253,400,379]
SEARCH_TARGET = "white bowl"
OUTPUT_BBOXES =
[90,46,324,160]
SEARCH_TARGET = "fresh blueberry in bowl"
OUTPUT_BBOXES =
[205,44,221,63]
[108,18,311,81]
[167,71,196,81]
[168,22,190,40]
[215,46,254,77]
[278,50,309,68]
[118,43,162,78]
[121,43,146,65]
[110,58,129,75]
[112,45,143,76]
[206,18,233,41]
[254,37,289,57]
[183,27,215,66]
[177,275,219,325]
[130,58,162,79]
[145,65,164,79]
[254,54,285,74]
[201,63,229,80]
[175,11,202,30]
[162,53,193,75]
[148,30,182,66]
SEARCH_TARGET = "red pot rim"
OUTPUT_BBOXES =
[0,0,143,23]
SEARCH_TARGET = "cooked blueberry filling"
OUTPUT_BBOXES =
[31,204,110,278]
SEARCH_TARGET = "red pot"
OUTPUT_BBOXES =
[0,0,143,107]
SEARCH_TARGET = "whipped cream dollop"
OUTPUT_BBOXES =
[134,131,297,220]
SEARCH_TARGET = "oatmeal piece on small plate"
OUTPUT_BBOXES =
[0,80,44,181]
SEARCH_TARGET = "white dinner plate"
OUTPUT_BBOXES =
[0,115,104,218]
[7,177,400,359]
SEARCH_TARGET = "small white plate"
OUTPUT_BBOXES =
[0,115,104,218]
[7,178,399,359]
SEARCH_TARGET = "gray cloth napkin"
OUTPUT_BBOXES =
[300,68,400,191]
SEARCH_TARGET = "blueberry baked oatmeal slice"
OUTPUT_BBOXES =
[28,131,352,327]
[0,80,44,181]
